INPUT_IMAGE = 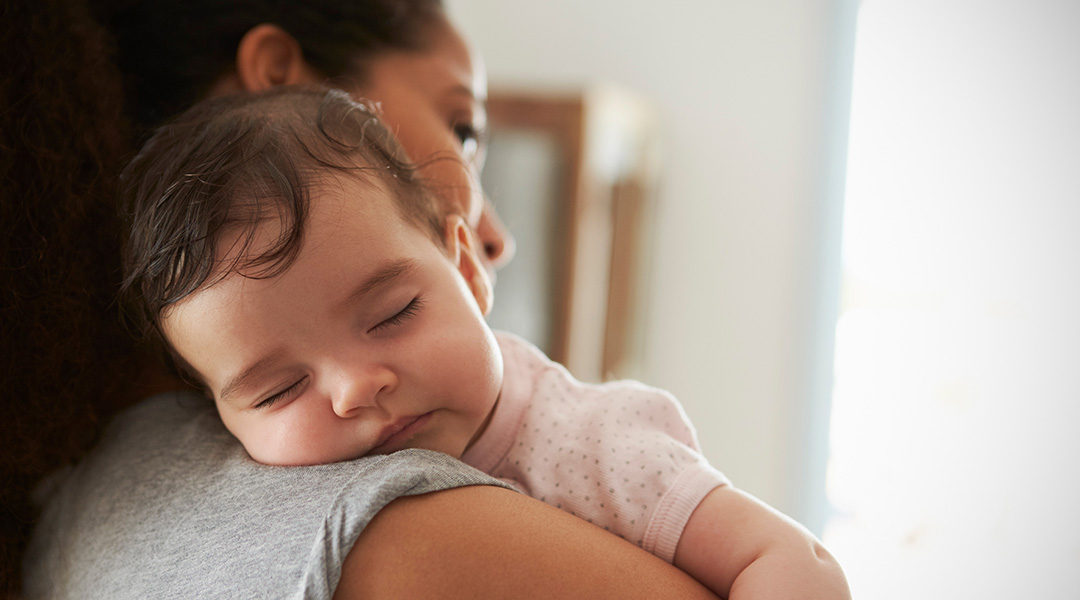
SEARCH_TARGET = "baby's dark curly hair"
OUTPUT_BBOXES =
[119,87,445,380]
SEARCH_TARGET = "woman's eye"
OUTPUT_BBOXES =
[255,376,308,410]
[369,297,424,334]
[454,123,479,145]
[453,123,486,160]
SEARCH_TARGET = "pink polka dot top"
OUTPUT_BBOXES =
[461,331,729,563]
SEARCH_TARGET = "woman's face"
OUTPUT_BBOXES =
[343,19,514,278]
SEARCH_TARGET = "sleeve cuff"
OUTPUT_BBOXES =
[641,464,729,563]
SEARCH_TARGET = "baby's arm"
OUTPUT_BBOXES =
[674,485,851,599]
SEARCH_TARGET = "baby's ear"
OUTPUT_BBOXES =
[444,216,493,315]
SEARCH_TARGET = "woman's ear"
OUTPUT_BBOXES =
[445,216,494,316]
[234,24,323,92]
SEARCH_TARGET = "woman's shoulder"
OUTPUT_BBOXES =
[105,390,232,453]
[23,391,506,600]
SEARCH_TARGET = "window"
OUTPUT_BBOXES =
[823,1,1080,596]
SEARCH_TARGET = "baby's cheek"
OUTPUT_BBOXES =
[229,414,320,467]
[261,419,347,467]
[218,413,276,465]
[243,423,295,465]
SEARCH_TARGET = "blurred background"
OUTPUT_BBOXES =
[448,0,1079,597]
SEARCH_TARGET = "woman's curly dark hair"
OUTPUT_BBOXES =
[1,0,138,595]
[2,0,451,593]
[89,0,444,137]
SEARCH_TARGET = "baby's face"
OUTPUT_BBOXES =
[161,174,503,466]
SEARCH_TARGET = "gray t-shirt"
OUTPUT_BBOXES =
[23,391,510,599]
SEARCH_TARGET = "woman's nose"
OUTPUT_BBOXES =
[477,198,516,271]
[331,362,397,418]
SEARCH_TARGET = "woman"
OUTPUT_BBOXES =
[96,0,514,277]
[9,0,718,597]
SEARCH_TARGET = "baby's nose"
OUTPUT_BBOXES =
[331,363,397,417]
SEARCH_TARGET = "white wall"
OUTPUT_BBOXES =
[447,0,853,523]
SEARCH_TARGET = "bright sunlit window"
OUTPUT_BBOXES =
[822,1,1080,597]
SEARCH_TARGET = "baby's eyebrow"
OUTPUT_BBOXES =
[218,347,289,406]
[334,258,418,315]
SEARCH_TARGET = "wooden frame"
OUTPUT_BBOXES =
[482,87,660,382]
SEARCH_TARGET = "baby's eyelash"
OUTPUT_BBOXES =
[255,376,307,410]
[369,297,424,333]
